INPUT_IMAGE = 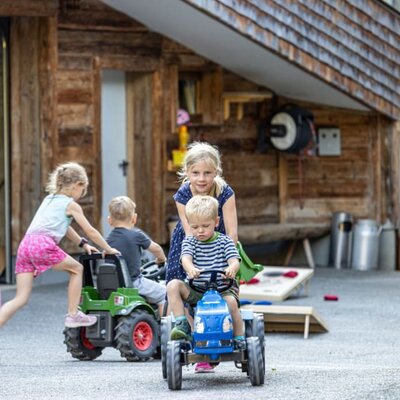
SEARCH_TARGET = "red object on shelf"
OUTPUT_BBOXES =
[283,270,298,278]
[242,278,260,285]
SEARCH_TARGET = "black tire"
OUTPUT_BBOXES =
[63,327,103,361]
[161,316,173,379]
[247,337,265,386]
[166,341,182,390]
[245,313,265,363]
[115,309,158,361]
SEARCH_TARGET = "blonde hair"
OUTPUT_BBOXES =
[46,162,88,195]
[108,196,136,221]
[185,195,218,221]
[178,142,227,197]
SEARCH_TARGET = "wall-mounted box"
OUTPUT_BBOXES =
[317,127,341,156]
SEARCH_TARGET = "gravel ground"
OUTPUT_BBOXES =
[0,267,399,400]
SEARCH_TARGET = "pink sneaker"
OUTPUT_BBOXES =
[64,310,97,328]
[194,362,215,373]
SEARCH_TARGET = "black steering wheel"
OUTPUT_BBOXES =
[188,268,234,294]
[140,260,166,281]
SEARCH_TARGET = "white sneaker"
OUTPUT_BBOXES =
[64,310,97,328]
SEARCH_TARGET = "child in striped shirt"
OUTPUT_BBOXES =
[167,195,246,366]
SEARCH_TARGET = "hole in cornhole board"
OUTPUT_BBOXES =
[239,266,314,302]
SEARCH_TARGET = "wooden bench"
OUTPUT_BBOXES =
[238,223,330,268]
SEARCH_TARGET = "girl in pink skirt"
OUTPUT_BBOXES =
[0,162,119,328]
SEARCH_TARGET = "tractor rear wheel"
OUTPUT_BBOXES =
[115,309,158,361]
[63,327,103,361]
[246,337,265,386]
[245,313,265,363]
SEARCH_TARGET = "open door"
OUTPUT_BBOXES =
[101,69,128,237]
[101,70,154,237]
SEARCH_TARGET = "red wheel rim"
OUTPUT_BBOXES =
[80,328,95,350]
[133,321,153,350]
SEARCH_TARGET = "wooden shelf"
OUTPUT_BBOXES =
[223,91,273,120]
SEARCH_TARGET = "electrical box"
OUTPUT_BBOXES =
[318,127,341,156]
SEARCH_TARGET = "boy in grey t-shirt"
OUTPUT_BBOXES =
[106,196,166,315]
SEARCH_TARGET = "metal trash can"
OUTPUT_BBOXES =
[329,212,353,269]
[351,219,382,271]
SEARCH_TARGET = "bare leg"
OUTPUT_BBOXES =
[225,296,244,336]
[0,272,34,327]
[166,279,190,318]
[53,255,83,315]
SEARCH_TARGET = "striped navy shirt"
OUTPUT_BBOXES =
[181,232,239,270]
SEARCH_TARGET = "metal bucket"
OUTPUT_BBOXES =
[329,212,353,269]
[378,220,396,271]
[351,219,382,271]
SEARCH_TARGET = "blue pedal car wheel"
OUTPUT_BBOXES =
[166,341,182,390]
[247,337,265,386]
[161,316,173,379]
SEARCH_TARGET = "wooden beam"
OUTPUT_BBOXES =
[389,121,400,270]
[92,57,101,228]
[0,0,59,16]
[99,55,159,72]
[279,153,288,223]
[39,16,58,189]
[11,17,50,251]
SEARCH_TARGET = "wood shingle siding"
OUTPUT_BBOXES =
[184,0,400,119]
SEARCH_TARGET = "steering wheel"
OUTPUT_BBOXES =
[140,260,166,281]
[188,268,234,294]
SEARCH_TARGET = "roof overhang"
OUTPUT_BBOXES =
[101,0,369,112]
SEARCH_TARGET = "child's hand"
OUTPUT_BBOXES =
[83,244,99,255]
[104,248,121,256]
[224,266,237,279]
[187,267,201,279]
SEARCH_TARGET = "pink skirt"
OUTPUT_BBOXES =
[15,234,68,277]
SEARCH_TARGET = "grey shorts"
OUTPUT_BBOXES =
[132,276,166,305]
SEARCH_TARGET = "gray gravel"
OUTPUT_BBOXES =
[1,267,399,399]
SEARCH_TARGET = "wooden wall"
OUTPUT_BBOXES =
[10,16,57,251]
[165,84,388,239]
[5,0,396,252]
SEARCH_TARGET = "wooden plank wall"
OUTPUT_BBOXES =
[56,0,166,247]
[6,0,394,250]
[10,16,57,251]
[165,87,386,237]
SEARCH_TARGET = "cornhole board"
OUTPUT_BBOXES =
[242,304,328,339]
[239,267,314,302]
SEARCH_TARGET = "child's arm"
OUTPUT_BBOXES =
[224,258,240,279]
[147,241,166,264]
[67,201,119,254]
[181,255,201,279]
[222,195,238,245]
[176,202,192,236]
[66,226,99,254]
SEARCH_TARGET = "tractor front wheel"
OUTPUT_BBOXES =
[166,340,182,390]
[115,309,158,361]
[63,327,103,361]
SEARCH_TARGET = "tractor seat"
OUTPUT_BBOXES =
[96,261,124,300]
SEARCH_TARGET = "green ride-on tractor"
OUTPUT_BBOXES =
[63,253,162,362]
